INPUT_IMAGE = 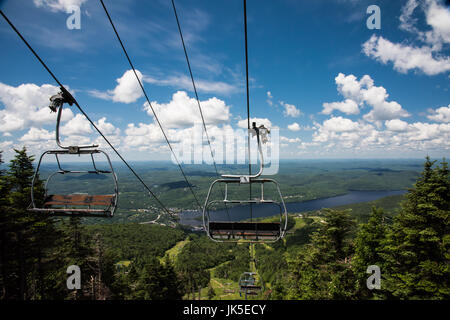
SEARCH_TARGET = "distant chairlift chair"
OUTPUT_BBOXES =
[203,122,288,242]
[238,272,261,297]
[29,88,118,217]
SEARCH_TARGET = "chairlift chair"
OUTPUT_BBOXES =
[238,272,261,297]
[29,88,118,217]
[203,122,288,242]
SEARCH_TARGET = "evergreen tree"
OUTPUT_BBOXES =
[270,274,288,300]
[207,283,215,300]
[382,157,449,299]
[133,257,182,300]
[287,209,356,299]
[60,216,95,300]
[176,251,210,299]
[1,147,63,299]
[105,261,129,299]
[0,150,9,298]
[87,233,110,300]
[352,206,387,299]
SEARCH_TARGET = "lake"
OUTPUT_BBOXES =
[178,190,407,227]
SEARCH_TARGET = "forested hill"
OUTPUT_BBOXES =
[0,149,448,300]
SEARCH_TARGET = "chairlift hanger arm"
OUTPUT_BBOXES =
[222,122,268,182]
[52,91,99,151]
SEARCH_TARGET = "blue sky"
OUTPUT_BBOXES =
[0,0,449,163]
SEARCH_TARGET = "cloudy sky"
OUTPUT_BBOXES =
[0,0,449,162]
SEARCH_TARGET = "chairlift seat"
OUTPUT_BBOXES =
[44,194,116,206]
[30,207,112,216]
[209,221,281,239]
[240,285,261,290]
[30,194,117,217]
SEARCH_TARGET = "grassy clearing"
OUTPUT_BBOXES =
[207,273,241,300]
[160,237,190,264]
[291,215,306,229]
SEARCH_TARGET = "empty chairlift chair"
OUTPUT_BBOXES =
[203,122,288,242]
[238,272,261,297]
[29,89,118,218]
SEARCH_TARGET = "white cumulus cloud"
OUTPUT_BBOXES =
[124,122,168,148]
[60,113,93,136]
[427,105,450,122]
[309,115,450,154]
[96,117,121,136]
[280,101,301,117]
[287,122,300,131]
[19,127,54,142]
[89,70,143,104]
[322,99,359,115]
[385,119,409,132]
[322,116,359,132]
[144,91,230,129]
[0,82,74,133]
[400,0,450,49]
[33,0,87,12]
[363,0,450,75]
[280,136,301,143]
[323,73,409,122]
[362,35,450,76]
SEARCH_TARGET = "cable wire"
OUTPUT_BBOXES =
[243,0,253,222]
[99,0,203,212]
[0,9,174,218]
[170,0,231,221]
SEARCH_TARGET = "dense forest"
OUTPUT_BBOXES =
[0,147,448,300]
